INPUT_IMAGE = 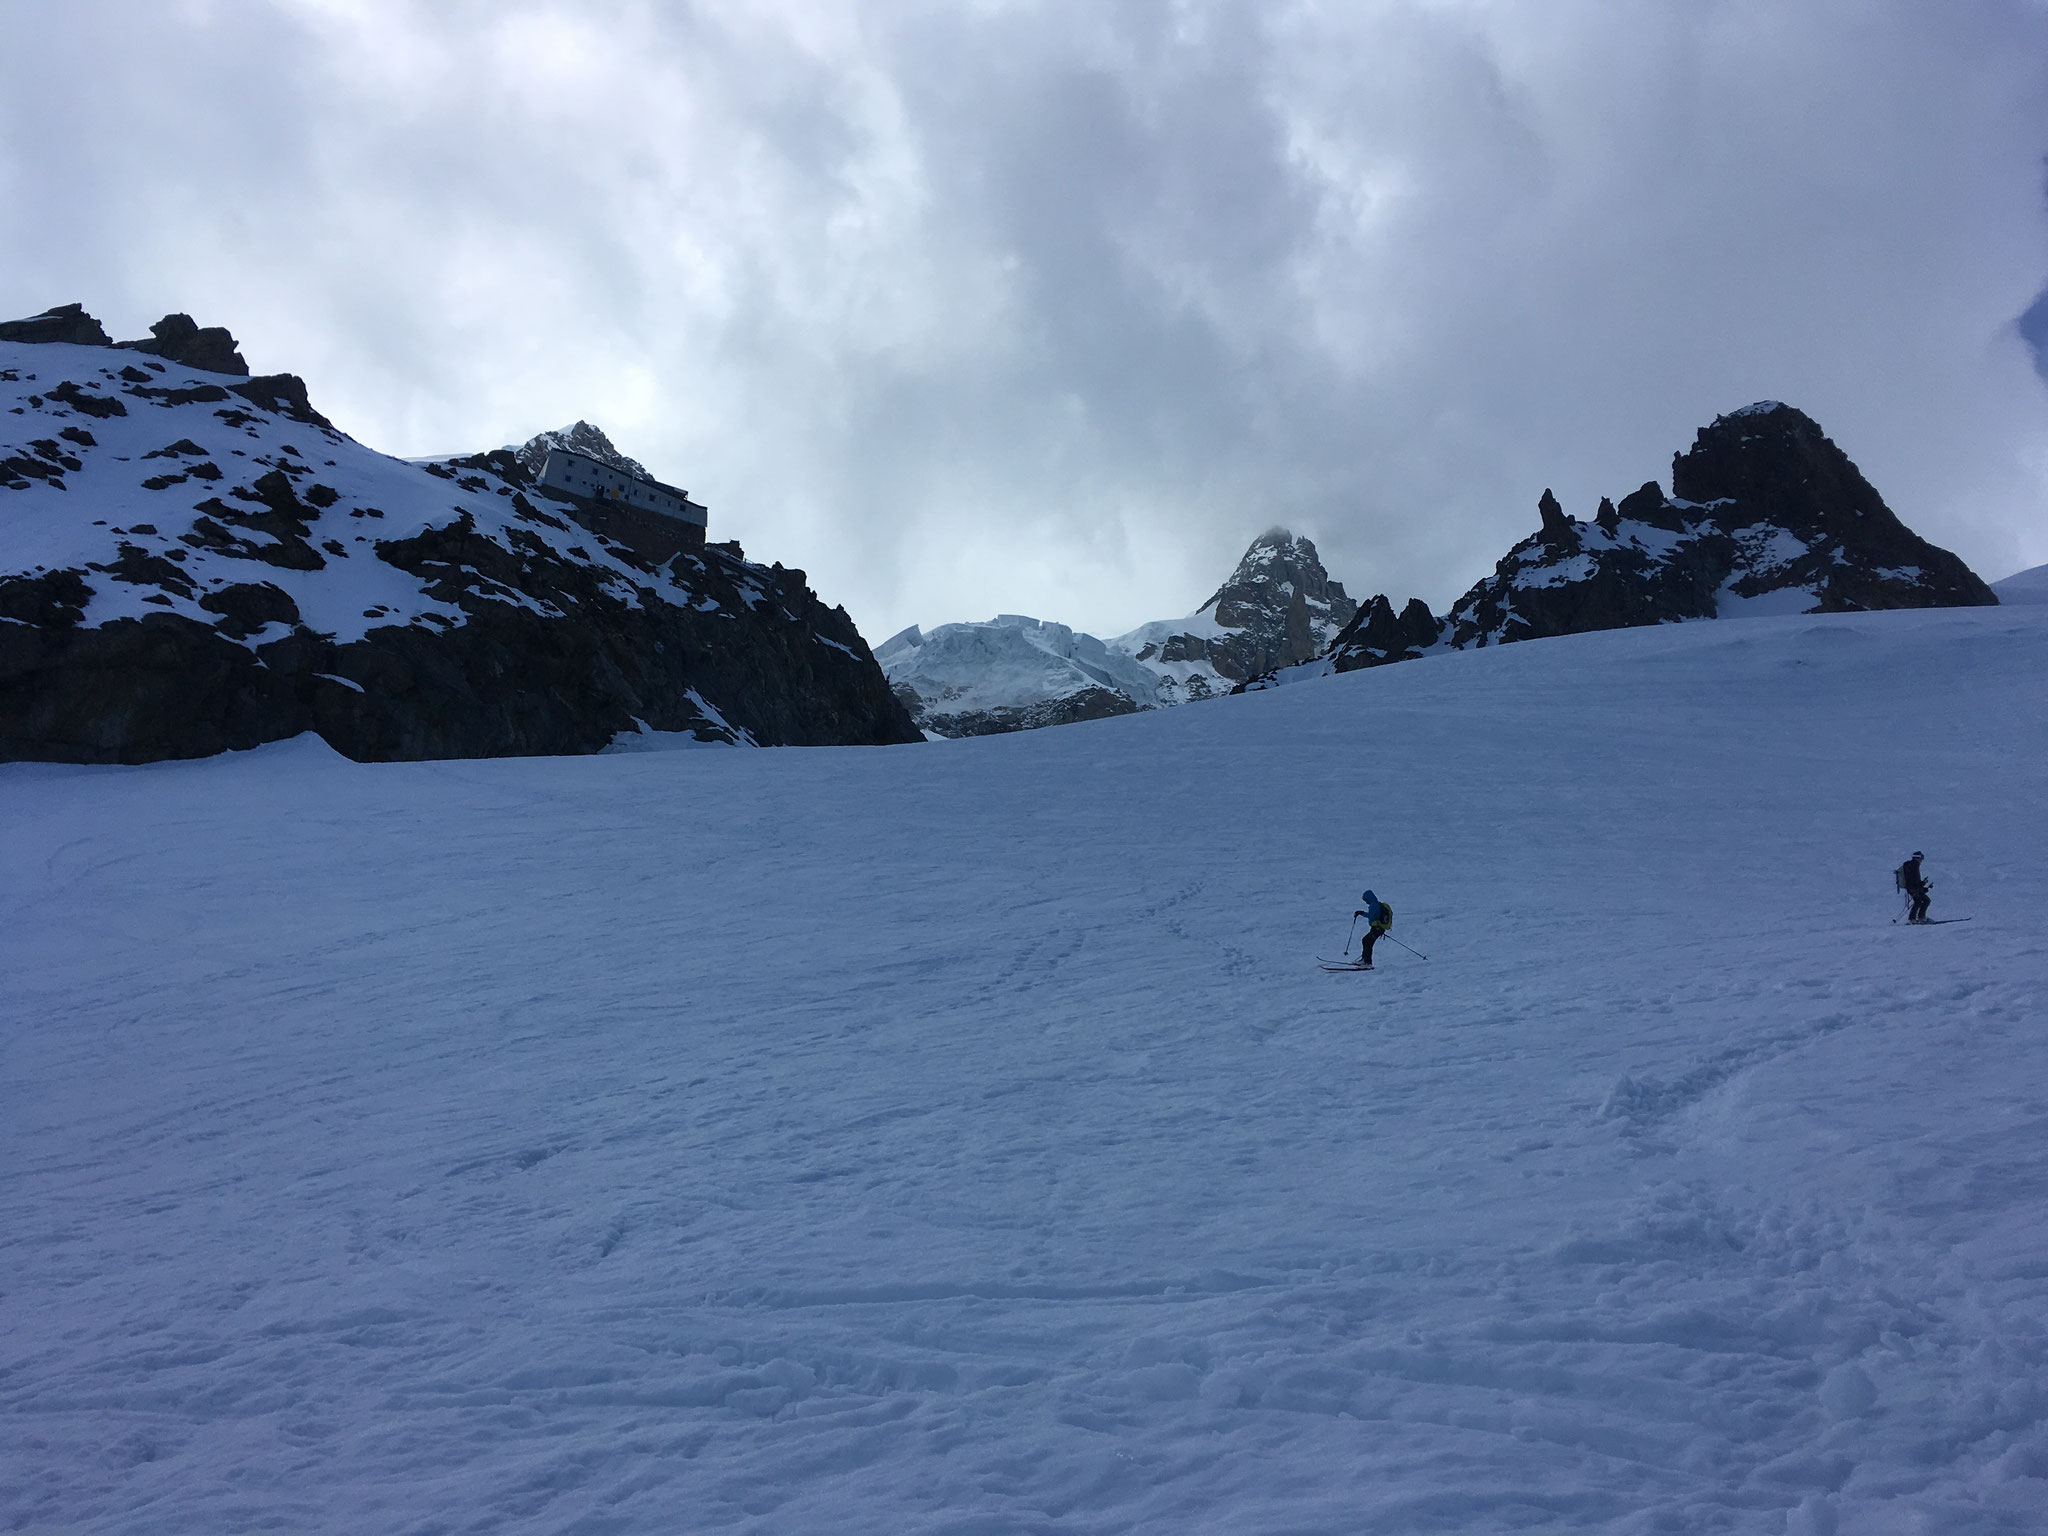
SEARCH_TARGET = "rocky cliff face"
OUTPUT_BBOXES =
[1265,401,1996,687]
[1116,529,1356,699]
[877,530,1355,735]
[0,307,918,763]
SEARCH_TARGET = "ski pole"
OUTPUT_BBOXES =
[1385,933,1429,961]
[1343,912,1359,956]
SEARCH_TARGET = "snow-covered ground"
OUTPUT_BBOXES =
[4,606,2046,1534]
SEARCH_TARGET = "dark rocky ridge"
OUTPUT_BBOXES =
[1258,402,1996,687]
[0,306,918,763]
[2,524,909,763]
[0,303,113,346]
[1443,403,1995,650]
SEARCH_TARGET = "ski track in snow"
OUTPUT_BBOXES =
[3,608,2047,1533]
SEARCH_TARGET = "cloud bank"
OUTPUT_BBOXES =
[4,0,2046,637]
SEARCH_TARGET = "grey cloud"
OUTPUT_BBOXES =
[3,0,2045,641]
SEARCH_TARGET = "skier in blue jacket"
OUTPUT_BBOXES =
[1353,891,1394,968]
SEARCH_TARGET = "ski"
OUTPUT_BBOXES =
[1905,917,1973,925]
[1319,959,1374,972]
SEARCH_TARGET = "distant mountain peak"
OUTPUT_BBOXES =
[1180,528,1356,680]
[878,527,1361,735]
[512,421,650,482]
[1203,527,1326,605]
[875,615,1156,737]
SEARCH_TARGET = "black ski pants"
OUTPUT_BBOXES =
[1361,927,1384,965]
[1907,886,1931,923]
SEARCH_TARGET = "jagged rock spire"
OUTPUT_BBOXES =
[1186,529,1358,681]
[1537,488,1575,548]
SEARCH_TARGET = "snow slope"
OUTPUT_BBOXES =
[4,606,2047,1534]
[0,340,502,645]
[1992,562,2048,605]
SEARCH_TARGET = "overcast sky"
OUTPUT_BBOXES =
[5,0,2046,640]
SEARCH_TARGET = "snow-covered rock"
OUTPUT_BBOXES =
[0,307,917,761]
[1443,402,1997,649]
[509,419,651,483]
[881,529,1356,735]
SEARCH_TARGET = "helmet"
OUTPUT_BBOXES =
[1912,851,1923,859]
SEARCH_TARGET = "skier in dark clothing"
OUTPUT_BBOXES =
[1897,852,1932,924]
[1353,891,1394,967]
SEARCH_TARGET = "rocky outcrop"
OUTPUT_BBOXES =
[0,309,918,762]
[4,305,252,375]
[116,313,250,376]
[0,303,111,346]
[1243,402,1997,692]
[1444,403,1995,647]
[1322,594,1442,673]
